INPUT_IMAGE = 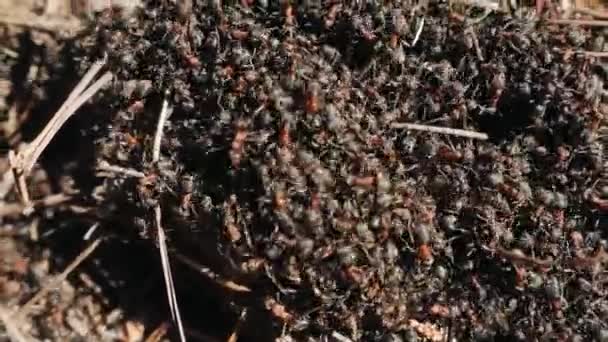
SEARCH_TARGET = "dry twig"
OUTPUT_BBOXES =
[18,62,110,175]
[153,94,171,162]
[9,60,112,208]
[0,193,73,218]
[411,17,425,47]
[391,122,489,140]
[331,331,354,342]
[459,0,500,10]
[154,205,186,342]
[151,94,186,342]
[570,7,608,20]
[173,252,252,293]
[568,50,608,58]
[547,19,608,26]
[96,160,146,178]
[16,238,102,319]
[0,10,82,34]
[83,222,100,241]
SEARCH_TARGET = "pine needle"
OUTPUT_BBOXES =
[152,94,186,342]
[9,60,112,208]
[390,122,489,140]
[154,205,186,342]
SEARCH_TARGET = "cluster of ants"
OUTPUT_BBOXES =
[87,0,607,340]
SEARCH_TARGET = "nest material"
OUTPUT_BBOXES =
[87,1,608,340]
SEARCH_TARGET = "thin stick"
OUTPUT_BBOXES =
[154,205,186,342]
[0,193,73,218]
[0,10,82,34]
[411,17,425,47]
[547,19,608,27]
[9,61,111,207]
[454,0,500,10]
[173,252,252,293]
[23,72,113,174]
[16,238,102,319]
[390,122,489,140]
[61,61,106,119]
[571,7,608,20]
[39,66,108,147]
[567,50,608,58]
[331,331,354,342]
[96,160,146,178]
[83,223,100,241]
[153,94,171,163]
[14,63,106,173]
[8,150,31,210]
[152,91,185,342]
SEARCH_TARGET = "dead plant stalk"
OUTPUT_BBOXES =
[390,122,489,140]
[547,19,608,27]
[9,61,111,209]
[152,95,186,342]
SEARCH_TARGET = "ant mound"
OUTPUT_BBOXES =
[81,1,608,340]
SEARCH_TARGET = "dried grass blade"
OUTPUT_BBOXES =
[153,95,170,163]
[23,71,113,173]
[154,205,186,342]
[391,122,489,140]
